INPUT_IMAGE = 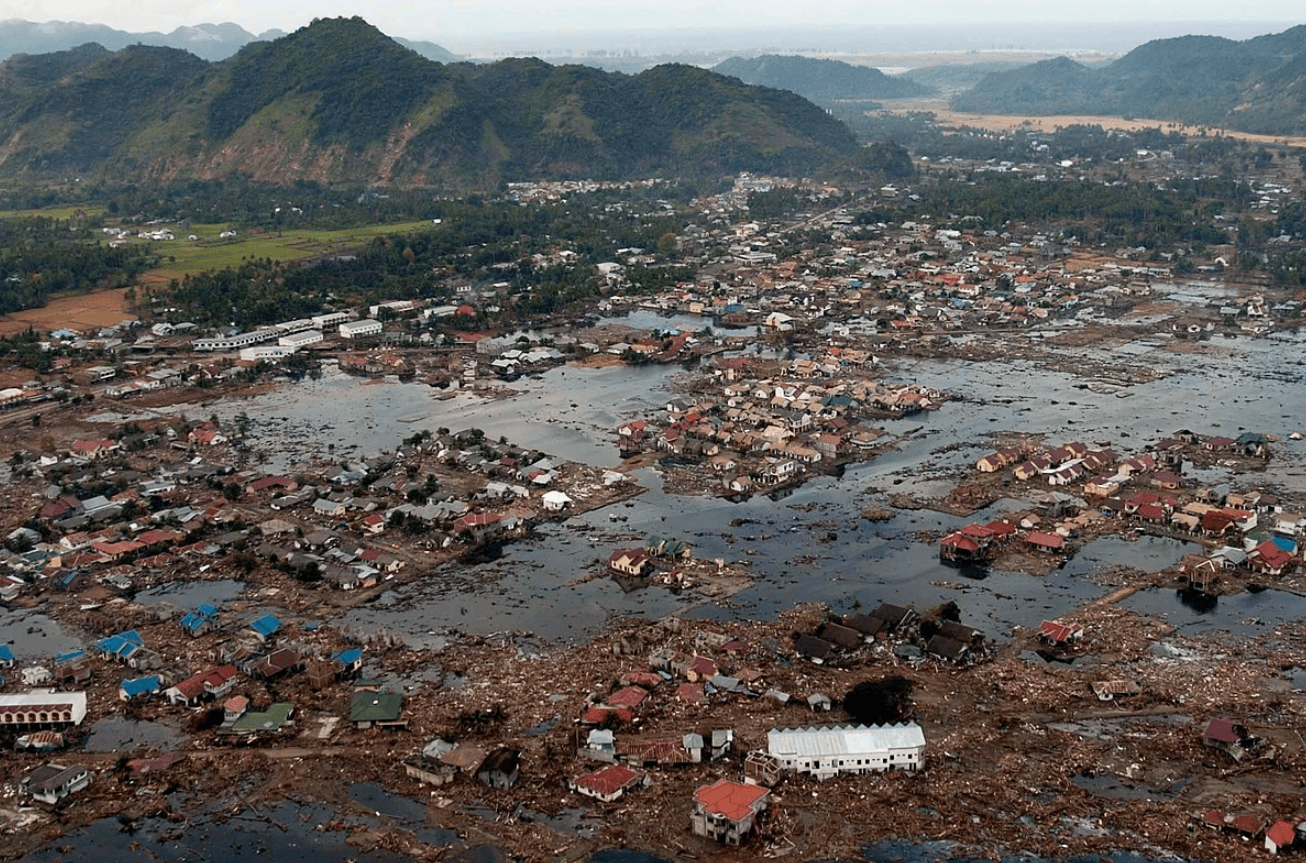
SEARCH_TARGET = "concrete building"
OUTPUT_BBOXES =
[690,779,769,844]
[339,319,382,340]
[766,723,925,780]
[278,330,323,349]
[0,691,88,729]
[25,763,91,804]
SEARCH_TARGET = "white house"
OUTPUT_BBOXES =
[767,723,925,780]
[542,490,573,512]
[25,763,91,804]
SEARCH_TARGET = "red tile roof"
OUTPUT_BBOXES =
[1267,820,1296,848]
[1025,531,1064,549]
[607,686,648,708]
[1203,718,1241,744]
[694,779,768,821]
[575,764,640,798]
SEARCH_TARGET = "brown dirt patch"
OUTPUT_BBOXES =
[0,288,134,335]
[889,104,1306,147]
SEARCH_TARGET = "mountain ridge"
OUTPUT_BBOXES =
[713,54,932,103]
[0,17,857,188]
[954,24,1306,135]
[0,17,459,63]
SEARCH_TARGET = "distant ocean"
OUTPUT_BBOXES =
[457,19,1298,60]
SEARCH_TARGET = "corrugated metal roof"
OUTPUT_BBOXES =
[767,723,925,758]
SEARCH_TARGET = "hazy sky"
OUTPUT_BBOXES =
[15,0,1305,45]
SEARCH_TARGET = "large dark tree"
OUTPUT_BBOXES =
[843,675,915,726]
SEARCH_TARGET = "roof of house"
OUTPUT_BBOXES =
[248,614,281,638]
[231,703,293,733]
[1203,717,1241,744]
[350,690,403,723]
[119,676,160,697]
[795,634,833,660]
[1025,530,1065,549]
[694,779,768,821]
[170,664,238,699]
[607,686,649,708]
[333,647,364,666]
[1266,820,1296,848]
[576,764,640,797]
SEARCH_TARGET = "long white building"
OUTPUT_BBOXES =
[767,723,925,780]
[0,690,88,728]
[339,319,382,340]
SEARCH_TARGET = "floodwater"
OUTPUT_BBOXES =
[15,802,408,863]
[0,608,85,660]
[211,361,684,471]
[176,320,1306,645]
[82,715,186,752]
[133,579,246,609]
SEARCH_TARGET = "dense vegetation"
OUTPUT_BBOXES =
[955,25,1306,135]
[163,191,695,328]
[0,17,857,188]
[713,55,932,104]
[854,173,1248,250]
[0,217,155,314]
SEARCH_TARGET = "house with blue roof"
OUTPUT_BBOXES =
[96,630,143,662]
[180,613,211,637]
[333,648,364,676]
[119,676,161,701]
[180,603,220,638]
[95,630,158,670]
[0,645,14,668]
[248,615,281,642]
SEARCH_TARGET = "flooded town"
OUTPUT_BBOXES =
[2,152,1306,863]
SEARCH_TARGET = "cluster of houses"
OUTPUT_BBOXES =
[794,603,988,668]
[607,536,694,589]
[1196,718,1305,855]
[387,611,933,847]
[0,606,390,804]
[964,433,1302,581]
[0,422,618,605]
[616,354,940,497]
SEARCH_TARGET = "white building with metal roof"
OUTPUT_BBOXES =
[767,723,925,780]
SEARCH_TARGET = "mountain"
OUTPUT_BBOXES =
[954,24,1306,135]
[0,17,857,187]
[0,18,457,63]
[900,61,1036,95]
[713,54,932,103]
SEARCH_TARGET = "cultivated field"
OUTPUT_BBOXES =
[883,101,1306,148]
[0,287,131,335]
[138,219,437,283]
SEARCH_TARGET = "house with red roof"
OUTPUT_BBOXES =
[70,439,118,459]
[1266,820,1298,854]
[1039,620,1084,646]
[939,531,980,563]
[572,763,645,803]
[690,779,770,844]
[164,665,239,706]
[452,512,503,543]
[609,549,650,576]
[1024,531,1065,553]
[1249,540,1294,576]
[606,686,649,709]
